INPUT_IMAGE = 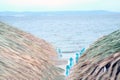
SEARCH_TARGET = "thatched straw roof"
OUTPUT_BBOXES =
[0,22,65,80]
[67,29,120,80]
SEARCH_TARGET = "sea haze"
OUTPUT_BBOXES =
[0,11,120,53]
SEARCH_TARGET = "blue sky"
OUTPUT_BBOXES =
[0,0,120,12]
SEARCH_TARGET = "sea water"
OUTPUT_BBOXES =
[0,12,120,59]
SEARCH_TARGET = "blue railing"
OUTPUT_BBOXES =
[65,48,86,76]
[56,48,86,76]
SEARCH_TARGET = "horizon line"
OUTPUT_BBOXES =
[0,10,120,13]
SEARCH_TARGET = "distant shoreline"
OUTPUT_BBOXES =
[0,10,120,16]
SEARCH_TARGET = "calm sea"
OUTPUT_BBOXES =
[0,12,120,56]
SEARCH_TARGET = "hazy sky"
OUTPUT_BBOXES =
[0,0,120,12]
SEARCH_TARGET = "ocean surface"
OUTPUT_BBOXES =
[0,12,120,59]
